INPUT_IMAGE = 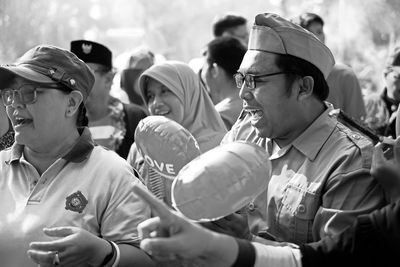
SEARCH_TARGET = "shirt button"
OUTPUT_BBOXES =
[32,180,38,186]
[248,202,255,211]
[351,134,360,140]
[298,204,306,213]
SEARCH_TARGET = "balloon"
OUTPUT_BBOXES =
[171,141,271,221]
[135,116,201,180]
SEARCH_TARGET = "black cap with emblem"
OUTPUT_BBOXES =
[70,40,112,70]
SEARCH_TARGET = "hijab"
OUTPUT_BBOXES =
[139,61,227,152]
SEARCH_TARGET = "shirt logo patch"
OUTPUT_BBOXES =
[65,191,88,213]
[82,43,92,54]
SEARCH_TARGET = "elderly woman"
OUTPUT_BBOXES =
[0,45,154,267]
[127,61,227,206]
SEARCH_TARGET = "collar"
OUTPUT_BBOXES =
[290,104,337,161]
[8,127,95,164]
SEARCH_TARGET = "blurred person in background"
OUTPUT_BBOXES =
[189,12,249,74]
[0,45,154,267]
[120,47,155,107]
[0,104,14,150]
[292,12,366,121]
[364,46,400,138]
[212,13,249,46]
[201,36,246,129]
[71,40,147,159]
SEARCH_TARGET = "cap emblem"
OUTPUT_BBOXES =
[82,43,92,54]
[69,78,76,87]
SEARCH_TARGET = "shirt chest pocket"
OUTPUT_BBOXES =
[281,184,320,243]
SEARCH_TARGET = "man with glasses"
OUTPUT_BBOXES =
[0,45,155,266]
[71,40,147,159]
[218,13,385,246]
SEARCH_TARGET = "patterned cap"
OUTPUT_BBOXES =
[0,45,95,101]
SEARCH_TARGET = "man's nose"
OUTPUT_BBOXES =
[239,84,253,100]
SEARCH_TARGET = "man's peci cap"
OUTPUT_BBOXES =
[248,13,335,78]
[70,40,112,70]
[0,45,95,102]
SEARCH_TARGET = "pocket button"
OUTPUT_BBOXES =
[248,202,255,211]
[298,204,306,213]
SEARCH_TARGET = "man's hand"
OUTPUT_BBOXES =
[133,185,238,267]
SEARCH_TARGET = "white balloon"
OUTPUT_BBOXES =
[171,141,271,221]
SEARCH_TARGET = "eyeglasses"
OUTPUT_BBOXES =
[1,83,69,106]
[234,71,287,89]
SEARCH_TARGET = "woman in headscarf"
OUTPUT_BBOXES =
[127,61,227,206]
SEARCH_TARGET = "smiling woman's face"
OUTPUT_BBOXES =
[145,78,184,125]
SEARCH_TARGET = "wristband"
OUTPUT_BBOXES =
[110,241,120,267]
[99,240,115,267]
[232,238,256,267]
[100,241,120,267]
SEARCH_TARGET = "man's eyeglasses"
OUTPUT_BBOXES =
[1,83,70,106]
[234,71,287,89]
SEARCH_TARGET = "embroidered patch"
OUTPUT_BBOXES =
[65,191,88,213]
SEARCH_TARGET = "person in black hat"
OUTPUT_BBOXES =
[364,46,400,138]
[71,40,147,159]
[0,45,155,266]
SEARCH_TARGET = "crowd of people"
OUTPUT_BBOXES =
[0,10,398,267]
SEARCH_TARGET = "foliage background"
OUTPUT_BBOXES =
[1,0,400,92]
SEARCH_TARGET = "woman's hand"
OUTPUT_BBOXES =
[27,226,111,267]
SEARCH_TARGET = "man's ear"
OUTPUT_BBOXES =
[66,91,83,117]
[210,63,219,78]
[297,76,314,100]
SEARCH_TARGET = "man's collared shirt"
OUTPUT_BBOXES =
[222,106,386,244]
[0,128,150,267]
